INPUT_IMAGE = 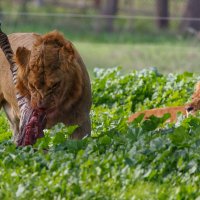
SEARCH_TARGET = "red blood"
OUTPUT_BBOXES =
[18,109,46,146]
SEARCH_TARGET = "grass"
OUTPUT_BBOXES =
[1,13,200,76]
[1,68,200,199]
[75,39,200,77]
[4,22,200,76]
[5,20,200,76]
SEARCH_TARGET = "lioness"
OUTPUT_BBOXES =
[0,31,91,143]
[128,81,200,123]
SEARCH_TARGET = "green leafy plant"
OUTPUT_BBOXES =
[0,68,200,199]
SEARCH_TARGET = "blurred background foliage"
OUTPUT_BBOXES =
[1,0,200,75]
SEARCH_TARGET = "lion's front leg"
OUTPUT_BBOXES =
[2,102,20,143]
[70,117,91,139]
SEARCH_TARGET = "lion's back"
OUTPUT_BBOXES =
[0,33,38,112]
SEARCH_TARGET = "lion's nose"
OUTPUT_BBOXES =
[37,100,47,110]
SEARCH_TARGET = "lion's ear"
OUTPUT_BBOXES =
[15,47,31,68]
[59,42,75,69]
[15,47,31,98]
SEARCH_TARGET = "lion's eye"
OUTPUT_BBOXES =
[51,82,60,89]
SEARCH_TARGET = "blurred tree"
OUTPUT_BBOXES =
[102,0,118,32]
[95,0,118,32]
[0,1,2,21]
[20,0,29,12]
[156,0,169,29]
[35,0,44,7]
[181,0,200,32]
[94,0,101,10]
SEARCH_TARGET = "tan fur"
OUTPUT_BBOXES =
[0,31,91,141]
[129,82,200,123]
[128,106,186,122]
[128,106,187,123]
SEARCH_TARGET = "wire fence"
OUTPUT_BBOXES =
[1,11,200,40]
[1,11,200,21]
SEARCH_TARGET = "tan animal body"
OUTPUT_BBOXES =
[129,81,200,123]
[128,80,200,124]
[0,31,91,142]
[128,106,187,123]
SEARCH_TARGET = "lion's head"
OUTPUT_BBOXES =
[15,31,83,116]
[185,82,200,115]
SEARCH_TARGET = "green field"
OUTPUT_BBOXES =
[1,5,200,76]
[75,39,200,76]
[1,68,200,199]
[1,4,200,198]
[4,21,200,76]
